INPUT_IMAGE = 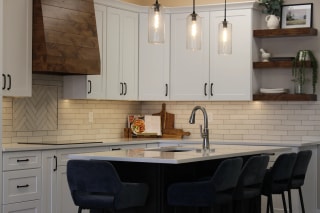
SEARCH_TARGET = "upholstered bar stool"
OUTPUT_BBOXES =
[233,155,270,213]
[261,153,297,213]
[287,150,312,213]
[67,160,149,213]
[167,157,243,213]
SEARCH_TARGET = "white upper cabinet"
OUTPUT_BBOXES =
[138,13,170,101]
[170,12,210,101]
[63,4,107,99]
[2,0,32,97]
[106,7,138,100]
[210,9,252,101]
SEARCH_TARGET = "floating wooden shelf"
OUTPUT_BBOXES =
[253,94,317,101]
[253,28,318,38]
[253,61,312,69]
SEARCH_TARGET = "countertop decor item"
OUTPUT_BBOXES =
[292,50,318,94]
[257,0,283,29]
[124,103,191,139]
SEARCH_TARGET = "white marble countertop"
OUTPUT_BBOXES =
[68,144,291,164]
[2,138,319,152]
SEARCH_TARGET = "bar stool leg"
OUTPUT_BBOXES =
[288,190,293,213]
[281,192,288,213]
[298,187,306,213]
[267,195,274,213]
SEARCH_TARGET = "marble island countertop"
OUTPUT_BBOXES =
[68,144,290,164]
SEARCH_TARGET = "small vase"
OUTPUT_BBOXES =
[265,15,280,29]
[294,81,304,94]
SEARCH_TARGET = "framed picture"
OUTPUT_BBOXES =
[281,3,313,29]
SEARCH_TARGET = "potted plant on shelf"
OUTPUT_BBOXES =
[257,0,284,29]
[292,50,318,94]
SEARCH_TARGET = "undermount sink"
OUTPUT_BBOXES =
[145,146,216,153]
[145,146,198,152]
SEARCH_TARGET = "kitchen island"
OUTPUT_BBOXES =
[69,144,289,213]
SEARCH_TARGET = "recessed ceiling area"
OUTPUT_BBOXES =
[121,0,249,7]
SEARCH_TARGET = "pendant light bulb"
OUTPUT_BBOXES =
[148,0,165,44]
[187,0,202,51]
[218,0,232,55]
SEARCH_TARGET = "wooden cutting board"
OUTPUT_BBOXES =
[152,103,175,130]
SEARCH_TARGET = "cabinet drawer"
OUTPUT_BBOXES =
[3,200,41,213]
[3,151,41,171]
[3,169,41,204]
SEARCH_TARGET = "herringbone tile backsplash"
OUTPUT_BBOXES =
[13,85,58,131]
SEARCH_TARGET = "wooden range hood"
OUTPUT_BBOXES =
[33,0,100,75]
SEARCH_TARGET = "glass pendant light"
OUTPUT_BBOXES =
[186,0,202,50]
[218,0,232,54]
[148,0,165,44]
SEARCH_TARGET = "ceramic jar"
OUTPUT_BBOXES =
[265,15,280,29]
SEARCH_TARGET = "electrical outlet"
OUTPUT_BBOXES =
[88,112,94,123]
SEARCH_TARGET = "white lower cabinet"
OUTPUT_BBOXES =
[2,151,42,213]
[2,143,151,213]
[42,147,106,213]
[3,200,41,213]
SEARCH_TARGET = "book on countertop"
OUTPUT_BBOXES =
[128,115,161,136]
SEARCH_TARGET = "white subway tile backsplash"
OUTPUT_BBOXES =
[2,75,320,144]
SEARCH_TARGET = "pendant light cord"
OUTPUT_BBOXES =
[224,0,227,21]
[193,0,195,14]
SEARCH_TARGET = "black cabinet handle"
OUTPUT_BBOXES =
[204,83,208,96]
[2,74,6,90]
[165,84,168,96]
[111,148,121,151]
[53,155,57,172]
[17,159,30,162]
[7,74,11,90]
[120,82,123,95]
[123,82,127,95]
[17,184,29,188]
[211,83,214,96]
[88,80,92,94]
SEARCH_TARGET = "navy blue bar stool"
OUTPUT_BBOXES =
[261,153,297,213]
[167,157,243,213]
[67,160,149,213]
[233,155,270,213]
[287,150,312,213]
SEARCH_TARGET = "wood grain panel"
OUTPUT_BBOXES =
[33,0,100,75]
[33,43,100,60]
[41,0,94,13]
[33,55,100,75]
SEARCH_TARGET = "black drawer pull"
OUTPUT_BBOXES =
[17,184,29,188]
[17,159,30,162]
[111,148,121,151]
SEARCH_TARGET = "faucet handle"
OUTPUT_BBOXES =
[199,124,203,136]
